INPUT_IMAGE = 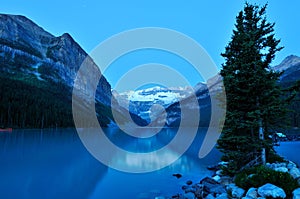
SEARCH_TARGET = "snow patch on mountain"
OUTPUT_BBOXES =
[119,86,194,105]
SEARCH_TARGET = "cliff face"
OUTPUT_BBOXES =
[0,14,112,105]
[0,14,113,128]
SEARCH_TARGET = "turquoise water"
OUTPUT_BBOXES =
[0,128,221,199]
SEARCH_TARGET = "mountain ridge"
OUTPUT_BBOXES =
[0,13,147,128]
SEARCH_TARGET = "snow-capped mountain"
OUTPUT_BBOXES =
[113,86,200,122]
[113,83,209,124]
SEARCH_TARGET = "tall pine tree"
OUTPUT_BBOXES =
[217,3,288,175]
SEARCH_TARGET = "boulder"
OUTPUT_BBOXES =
[226,184,245,199]
[183,192,195,199]
[257,183,286,198]
[232,187,245,198]
[212,175,221,183]
[186,180,193,185]
[216,170,223,176]
[287,161,297,170]
[215,193,228,199]
[246,187,258,199]
[293,188,300,199]
[290,167,300,179]
[205,194,216,199]
[275,167,289,173]
[200,177,226,197]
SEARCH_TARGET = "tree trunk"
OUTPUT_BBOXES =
[259,119,266,165]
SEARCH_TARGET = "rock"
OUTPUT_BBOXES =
[218,162,229,166]
[280,162,287,168]
[201,177,226,197]
[290,167,300,179]
[275,167,289,173]
[207,164,219,171]
[194,187,203,198]
[212,175,221,183]
[216,170,223,176]
[257,183,286,198]
[183,192,195,199]
[173,173,182,179]
[184,187,196,194]
[293,188,300,199]
[220,176,232,185]
[288,161,297,169]
[205,194,215,199]
[232,187,245,199]
[186,180,193,185]
[215,193,228,199]
[246,187,258,199]
[226,184,245,199]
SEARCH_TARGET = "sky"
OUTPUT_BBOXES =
[0,0,299,91]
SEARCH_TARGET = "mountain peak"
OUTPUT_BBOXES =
[275,55,300,71]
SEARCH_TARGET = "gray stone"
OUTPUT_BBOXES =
[183,192,195,199]
[293,188,300,199]
[205,194,215,199]
[232,186,245,199]
[186,180,193,185]
[216,170,223,176]
[258,183,286,198]
[288,161,297,170]
[201,177,226,196]
[184,187,196,194]
[290,167,300,179]
[215,193,228,199]
[246,187,258,199]
[275,167,289,173]
[212,175,221,183]
[226,183,237,192]
[226,184,245,198]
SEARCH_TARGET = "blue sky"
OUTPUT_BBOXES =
[0,0,299,90]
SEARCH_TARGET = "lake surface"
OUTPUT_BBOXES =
[0,128,221,199]
[275,141,300,166]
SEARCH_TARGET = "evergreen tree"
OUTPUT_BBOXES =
[217,3,288,175]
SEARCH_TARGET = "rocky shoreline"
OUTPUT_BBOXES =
[156,161,300,199]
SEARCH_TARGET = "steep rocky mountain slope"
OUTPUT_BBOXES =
[0,14,145,128]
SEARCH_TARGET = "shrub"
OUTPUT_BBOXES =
[235,165,299,198]
[267,150,285,163]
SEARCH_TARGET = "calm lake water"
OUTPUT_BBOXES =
[275,141,300,166]
[0,128,221,199]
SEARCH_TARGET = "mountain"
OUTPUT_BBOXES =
[274,55,300,83]
[113,86,196,122]
[274,55,300,128]
[160,55,300,127]
[0,14,146,128]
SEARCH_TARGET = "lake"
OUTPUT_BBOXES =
[275,141,300,166]
[0,128,221,199]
